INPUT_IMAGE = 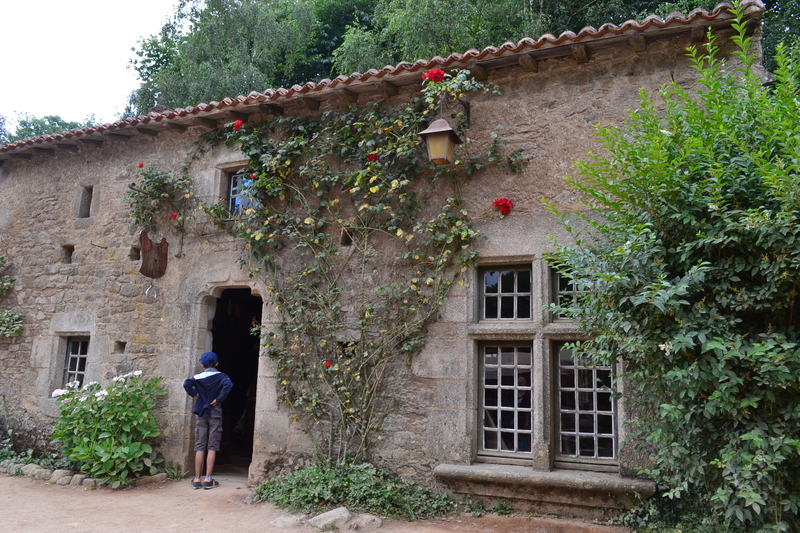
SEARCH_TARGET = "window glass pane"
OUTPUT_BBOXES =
[598,414,614,435]
[561,435,576,455]
[517,296,531,319]
[560,368,575,389]
[579,436,596,457]
[484,271,498,293]
[500,271,515,293]
[484,296,498,319]
[517,347,531,366]
[561,413,575,432]
[500,388,515,407]
[598,438,614,458]
[579,391,594,410]
[500,296,515,318]
[559,347,574,366]
[484,347,498,366]
[578,369,594,388]
[597,392,612,412]
[484,430,498,449]
[77,358,86,372]
[597,369,612,388]
[500,411,515,429]
[579,413,595,433]
[517,270,531,292]
[560,391,575,410]
[500,348,515,366]
[484,389,497,407]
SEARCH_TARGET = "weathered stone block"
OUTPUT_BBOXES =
[308,507,352,530]
[50,469,73,483]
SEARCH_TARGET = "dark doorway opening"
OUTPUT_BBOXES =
[212,288,262,472]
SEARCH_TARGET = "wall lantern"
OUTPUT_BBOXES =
[419,118,463,165]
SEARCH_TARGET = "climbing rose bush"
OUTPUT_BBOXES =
[51,372,165,488]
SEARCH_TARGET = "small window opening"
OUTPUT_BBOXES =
[79,186,93,218]
[227,170,253,214]
[63,337,89,387]
[340,227,353,246]
[61,245,75,264]
[114,341,127,354]
[129,247,141,261]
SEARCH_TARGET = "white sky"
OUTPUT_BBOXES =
[0,0,181,130]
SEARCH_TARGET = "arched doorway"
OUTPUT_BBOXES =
[211,288,262,472]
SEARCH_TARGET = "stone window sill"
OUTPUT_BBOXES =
[433,463,655,518]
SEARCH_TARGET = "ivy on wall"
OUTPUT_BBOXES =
[126,70,523,463]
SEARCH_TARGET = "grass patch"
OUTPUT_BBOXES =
[254,462,454,520]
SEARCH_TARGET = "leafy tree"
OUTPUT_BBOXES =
[4,114,95,144]
[546,8,800,531]
[762,0,800,72]
[332,0,716,75]
[0,115,8,145]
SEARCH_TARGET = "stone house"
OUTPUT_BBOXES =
[0,1,765,517]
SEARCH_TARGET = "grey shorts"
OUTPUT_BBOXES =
[195,416,223,451]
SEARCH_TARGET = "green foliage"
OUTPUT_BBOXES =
[545,7,800,530]
[204,71,520,463]
[163,460,186,481]
[3,113,96,144]
[762,0,800,72]
[124,163,196,233]
[487,499,514,516]
[127,0,718,114]
[254,462,454,519]
[0,255,22,337]
[50,372,165,488]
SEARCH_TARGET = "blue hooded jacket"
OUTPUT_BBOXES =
[183,367,233,418]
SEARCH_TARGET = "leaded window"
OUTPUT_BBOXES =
[63,337,89,387]
[480,344,533,454]
[556,343,616,460]
[481,267,532,320]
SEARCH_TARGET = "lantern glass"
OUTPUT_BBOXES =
[426,131,456,165]
[419,118,463,165]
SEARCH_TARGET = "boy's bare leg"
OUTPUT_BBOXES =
[194,451,205,480]
[204,450,217,479]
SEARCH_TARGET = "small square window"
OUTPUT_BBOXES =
[480,267,532,320]
[552,271,590,319]
[227,170,254,214]
[63,337,89,387]
[61,245,75,264]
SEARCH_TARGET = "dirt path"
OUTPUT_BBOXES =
[0,471,628,533]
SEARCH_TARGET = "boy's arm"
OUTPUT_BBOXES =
[215,375,233,404]
[182,378,197,397]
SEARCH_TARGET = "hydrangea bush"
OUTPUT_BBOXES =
[51,372,165,488]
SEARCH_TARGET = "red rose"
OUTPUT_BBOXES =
[367,153,378,162]
[251,173,257,179]
[233,120,244,131]
[423,69,446,83]
[138,162,144,168]
[170,213,179,221]
[324,361,332,368]
[492,198,514,216]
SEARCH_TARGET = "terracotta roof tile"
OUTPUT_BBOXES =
[0,0,764,158]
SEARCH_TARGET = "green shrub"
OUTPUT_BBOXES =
[50,372,165,488]
[255,462,454,520]
[546,5,800,530]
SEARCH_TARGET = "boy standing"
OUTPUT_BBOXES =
[183,351,233,489]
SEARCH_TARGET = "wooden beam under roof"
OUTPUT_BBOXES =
[55,143,80,152]
[78,138,104,147]
[136,127,159,137]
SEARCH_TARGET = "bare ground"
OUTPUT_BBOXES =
[0,470,629,533]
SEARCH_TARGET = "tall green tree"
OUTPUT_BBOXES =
[547,8,800,530]
[4,114,95,144]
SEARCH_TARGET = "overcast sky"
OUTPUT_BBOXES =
[0,1,181,130]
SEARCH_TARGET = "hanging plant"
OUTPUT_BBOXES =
[124,163,196,233]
